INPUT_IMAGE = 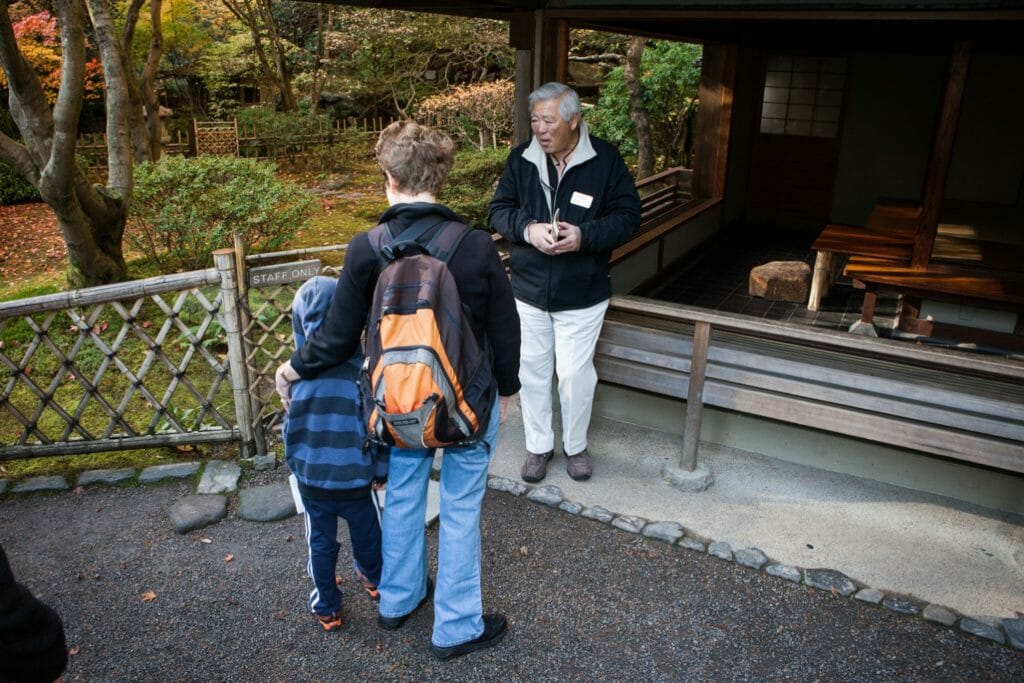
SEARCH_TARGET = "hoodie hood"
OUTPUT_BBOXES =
[291,275,338,350]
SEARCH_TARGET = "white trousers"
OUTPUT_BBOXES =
[515,298,610,456]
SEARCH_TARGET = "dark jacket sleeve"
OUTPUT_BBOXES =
[487,146,533,245]
[578,145,641,254]
[478,234,521,396]
[0,545,68,683]
[290,235,376,379]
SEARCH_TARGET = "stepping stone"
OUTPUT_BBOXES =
[735,547,768,570]
[749,261,811,302]
[642,521,684,544]
[78,468,135,486]
[487,476,526,496]
[611,515,646,534]
[168,495,227,533]
[237,483,296,522]
[198,460,241,494]
[11,476,68,493]
[139,462,200,483]
[580,505,614,523]
[804,568,857,597]
[526,485,563,507]
[766,564,801,584]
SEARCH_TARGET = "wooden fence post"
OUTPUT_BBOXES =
[213,248,263,464]
[662,320,714,491]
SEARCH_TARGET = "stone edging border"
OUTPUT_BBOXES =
[487,476,1024,653]
[0,461,298,533]
[4,466,1022,652]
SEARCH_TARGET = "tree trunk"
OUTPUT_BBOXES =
[120,0,149,162]
[86,0,133,196]
[0,0,128,288]
[624,37,653,179]
[142,0,165,161]
[309,3,327,113]
[257,0,296,111]
[221,0,297,111]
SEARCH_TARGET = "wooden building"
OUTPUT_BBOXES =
[325,1,1024,506]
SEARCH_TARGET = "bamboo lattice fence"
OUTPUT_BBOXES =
[0,246,347,464]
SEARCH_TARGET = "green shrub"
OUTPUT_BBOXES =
[0,160,40,205]
[235,108,326,158]
[296,128,373,176]
[129,155,316,272]
[441,146,509,227]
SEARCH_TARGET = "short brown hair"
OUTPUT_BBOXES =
[375,120,455,196]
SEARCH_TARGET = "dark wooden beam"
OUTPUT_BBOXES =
[692,43,737,201]
[912,39,971,268]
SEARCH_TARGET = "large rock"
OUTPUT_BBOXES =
[749,261,812,302]
[168,495,227,533]
[237,483,297,522]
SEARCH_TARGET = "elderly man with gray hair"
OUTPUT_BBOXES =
[488,82,641,484]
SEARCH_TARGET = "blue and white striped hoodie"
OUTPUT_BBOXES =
[284,276,388,501]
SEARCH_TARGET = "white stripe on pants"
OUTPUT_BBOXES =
[515,298,610,456]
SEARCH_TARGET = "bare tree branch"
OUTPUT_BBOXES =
[569,53,625,64]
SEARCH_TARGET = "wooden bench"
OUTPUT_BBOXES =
[595,296,1024,475]
[636,166,693,234]
[844,255,1024,350]
[807,200,919,311]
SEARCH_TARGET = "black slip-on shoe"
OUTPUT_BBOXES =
[378,578,433,631]
[429,613,508,661]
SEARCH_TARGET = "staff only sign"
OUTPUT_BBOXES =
[248,259,321,289]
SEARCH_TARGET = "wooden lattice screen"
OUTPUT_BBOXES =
[193,120,240,157]
[238,247,346,445]
[0,270,242,459]
[0,245,348,464]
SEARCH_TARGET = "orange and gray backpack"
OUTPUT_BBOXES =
[360,216,495,449]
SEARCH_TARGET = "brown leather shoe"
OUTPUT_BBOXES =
[521,450,554,483]
[566,448,592,481]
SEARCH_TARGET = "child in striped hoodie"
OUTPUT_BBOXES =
[284,276,388,631]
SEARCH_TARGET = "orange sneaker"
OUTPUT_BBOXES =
[316,611,344,632]
[355,569,380,601]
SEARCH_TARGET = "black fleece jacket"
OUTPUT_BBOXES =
[291,202,521,398]
[487,129,641,311]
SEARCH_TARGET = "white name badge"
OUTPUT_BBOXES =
[570,191,594,209]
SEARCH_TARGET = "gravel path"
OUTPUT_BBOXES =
[1,472,1021,682]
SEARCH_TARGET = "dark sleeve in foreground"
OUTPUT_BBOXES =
[478,234,521,397]
[0,545,68,683]
[290,235,377,379]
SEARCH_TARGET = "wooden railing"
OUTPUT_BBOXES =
[597,295,1024,478]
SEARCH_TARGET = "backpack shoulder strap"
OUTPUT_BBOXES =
[423,221,473,264]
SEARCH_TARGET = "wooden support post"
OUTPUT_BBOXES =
[913,40,971,269]
[554,19,570,84]
[692,44,738,201]
[213,249,257,461]
[680,321,711,471]
[510,12,534,146]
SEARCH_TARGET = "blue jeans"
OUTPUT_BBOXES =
[302,494,382,617]
[379,396,501,647]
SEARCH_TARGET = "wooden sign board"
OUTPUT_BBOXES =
[248,259,321,289]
